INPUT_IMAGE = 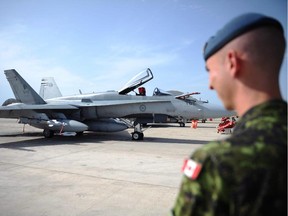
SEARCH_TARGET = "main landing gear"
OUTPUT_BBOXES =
[43,129,54,138]
[131,123,144,141]
[179,122,185,127]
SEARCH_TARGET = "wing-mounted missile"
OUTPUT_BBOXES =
[19,117,88,132]
[47,119,88,132]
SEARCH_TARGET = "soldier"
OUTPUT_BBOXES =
[172,13,287,215]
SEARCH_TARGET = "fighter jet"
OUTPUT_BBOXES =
[0,68,236,140]
[38,77,208,127]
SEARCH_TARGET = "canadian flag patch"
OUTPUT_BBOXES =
[181,159,202,180]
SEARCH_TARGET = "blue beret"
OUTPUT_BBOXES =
[203,13,284,61]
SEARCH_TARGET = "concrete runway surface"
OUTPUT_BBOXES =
[0,118,228,216]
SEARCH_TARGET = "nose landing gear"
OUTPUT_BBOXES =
[131,123,144,140]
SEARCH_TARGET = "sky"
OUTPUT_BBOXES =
[0,0,287,106]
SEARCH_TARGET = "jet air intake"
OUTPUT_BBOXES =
[84,118,129,132]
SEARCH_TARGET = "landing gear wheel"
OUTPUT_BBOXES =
[132,132,144,140]
[76,131,84,136]
[43,129,54,138]
[179,122,185,127]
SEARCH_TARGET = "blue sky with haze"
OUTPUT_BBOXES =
[0,0,287,105]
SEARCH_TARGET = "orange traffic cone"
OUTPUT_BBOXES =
[191,120,198,129]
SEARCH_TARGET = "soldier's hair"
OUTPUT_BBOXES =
[228,26,286,76]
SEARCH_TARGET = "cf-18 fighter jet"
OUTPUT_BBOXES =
[0,69,235,140]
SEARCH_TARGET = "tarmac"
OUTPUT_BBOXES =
[0,118,228,216]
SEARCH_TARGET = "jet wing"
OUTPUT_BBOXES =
[0,103,78,119]
[69,99,172,107]
[0,103,79,110]
[0,99,172,119]
[0,99,171,111]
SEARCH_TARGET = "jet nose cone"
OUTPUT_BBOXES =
[203,103,237,118]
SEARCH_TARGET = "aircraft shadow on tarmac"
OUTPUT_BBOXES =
[0,136,83,152]
[0,129,209,152]
[146,123,217,129]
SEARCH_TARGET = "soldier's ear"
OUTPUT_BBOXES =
[226,50,241,78]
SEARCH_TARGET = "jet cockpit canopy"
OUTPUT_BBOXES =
[153,88,173,96]
[153,88,184,96]
[118,68,153,95]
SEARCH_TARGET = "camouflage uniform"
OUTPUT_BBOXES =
[172,100,287,216]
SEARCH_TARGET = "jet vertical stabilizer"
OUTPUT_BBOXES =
[4,69,46,104]
[39,77,62,99]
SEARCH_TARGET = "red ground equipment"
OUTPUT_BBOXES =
[217,117,236,133]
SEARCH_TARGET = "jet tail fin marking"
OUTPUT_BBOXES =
[39,77,62,99]
[4,69,46,104]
